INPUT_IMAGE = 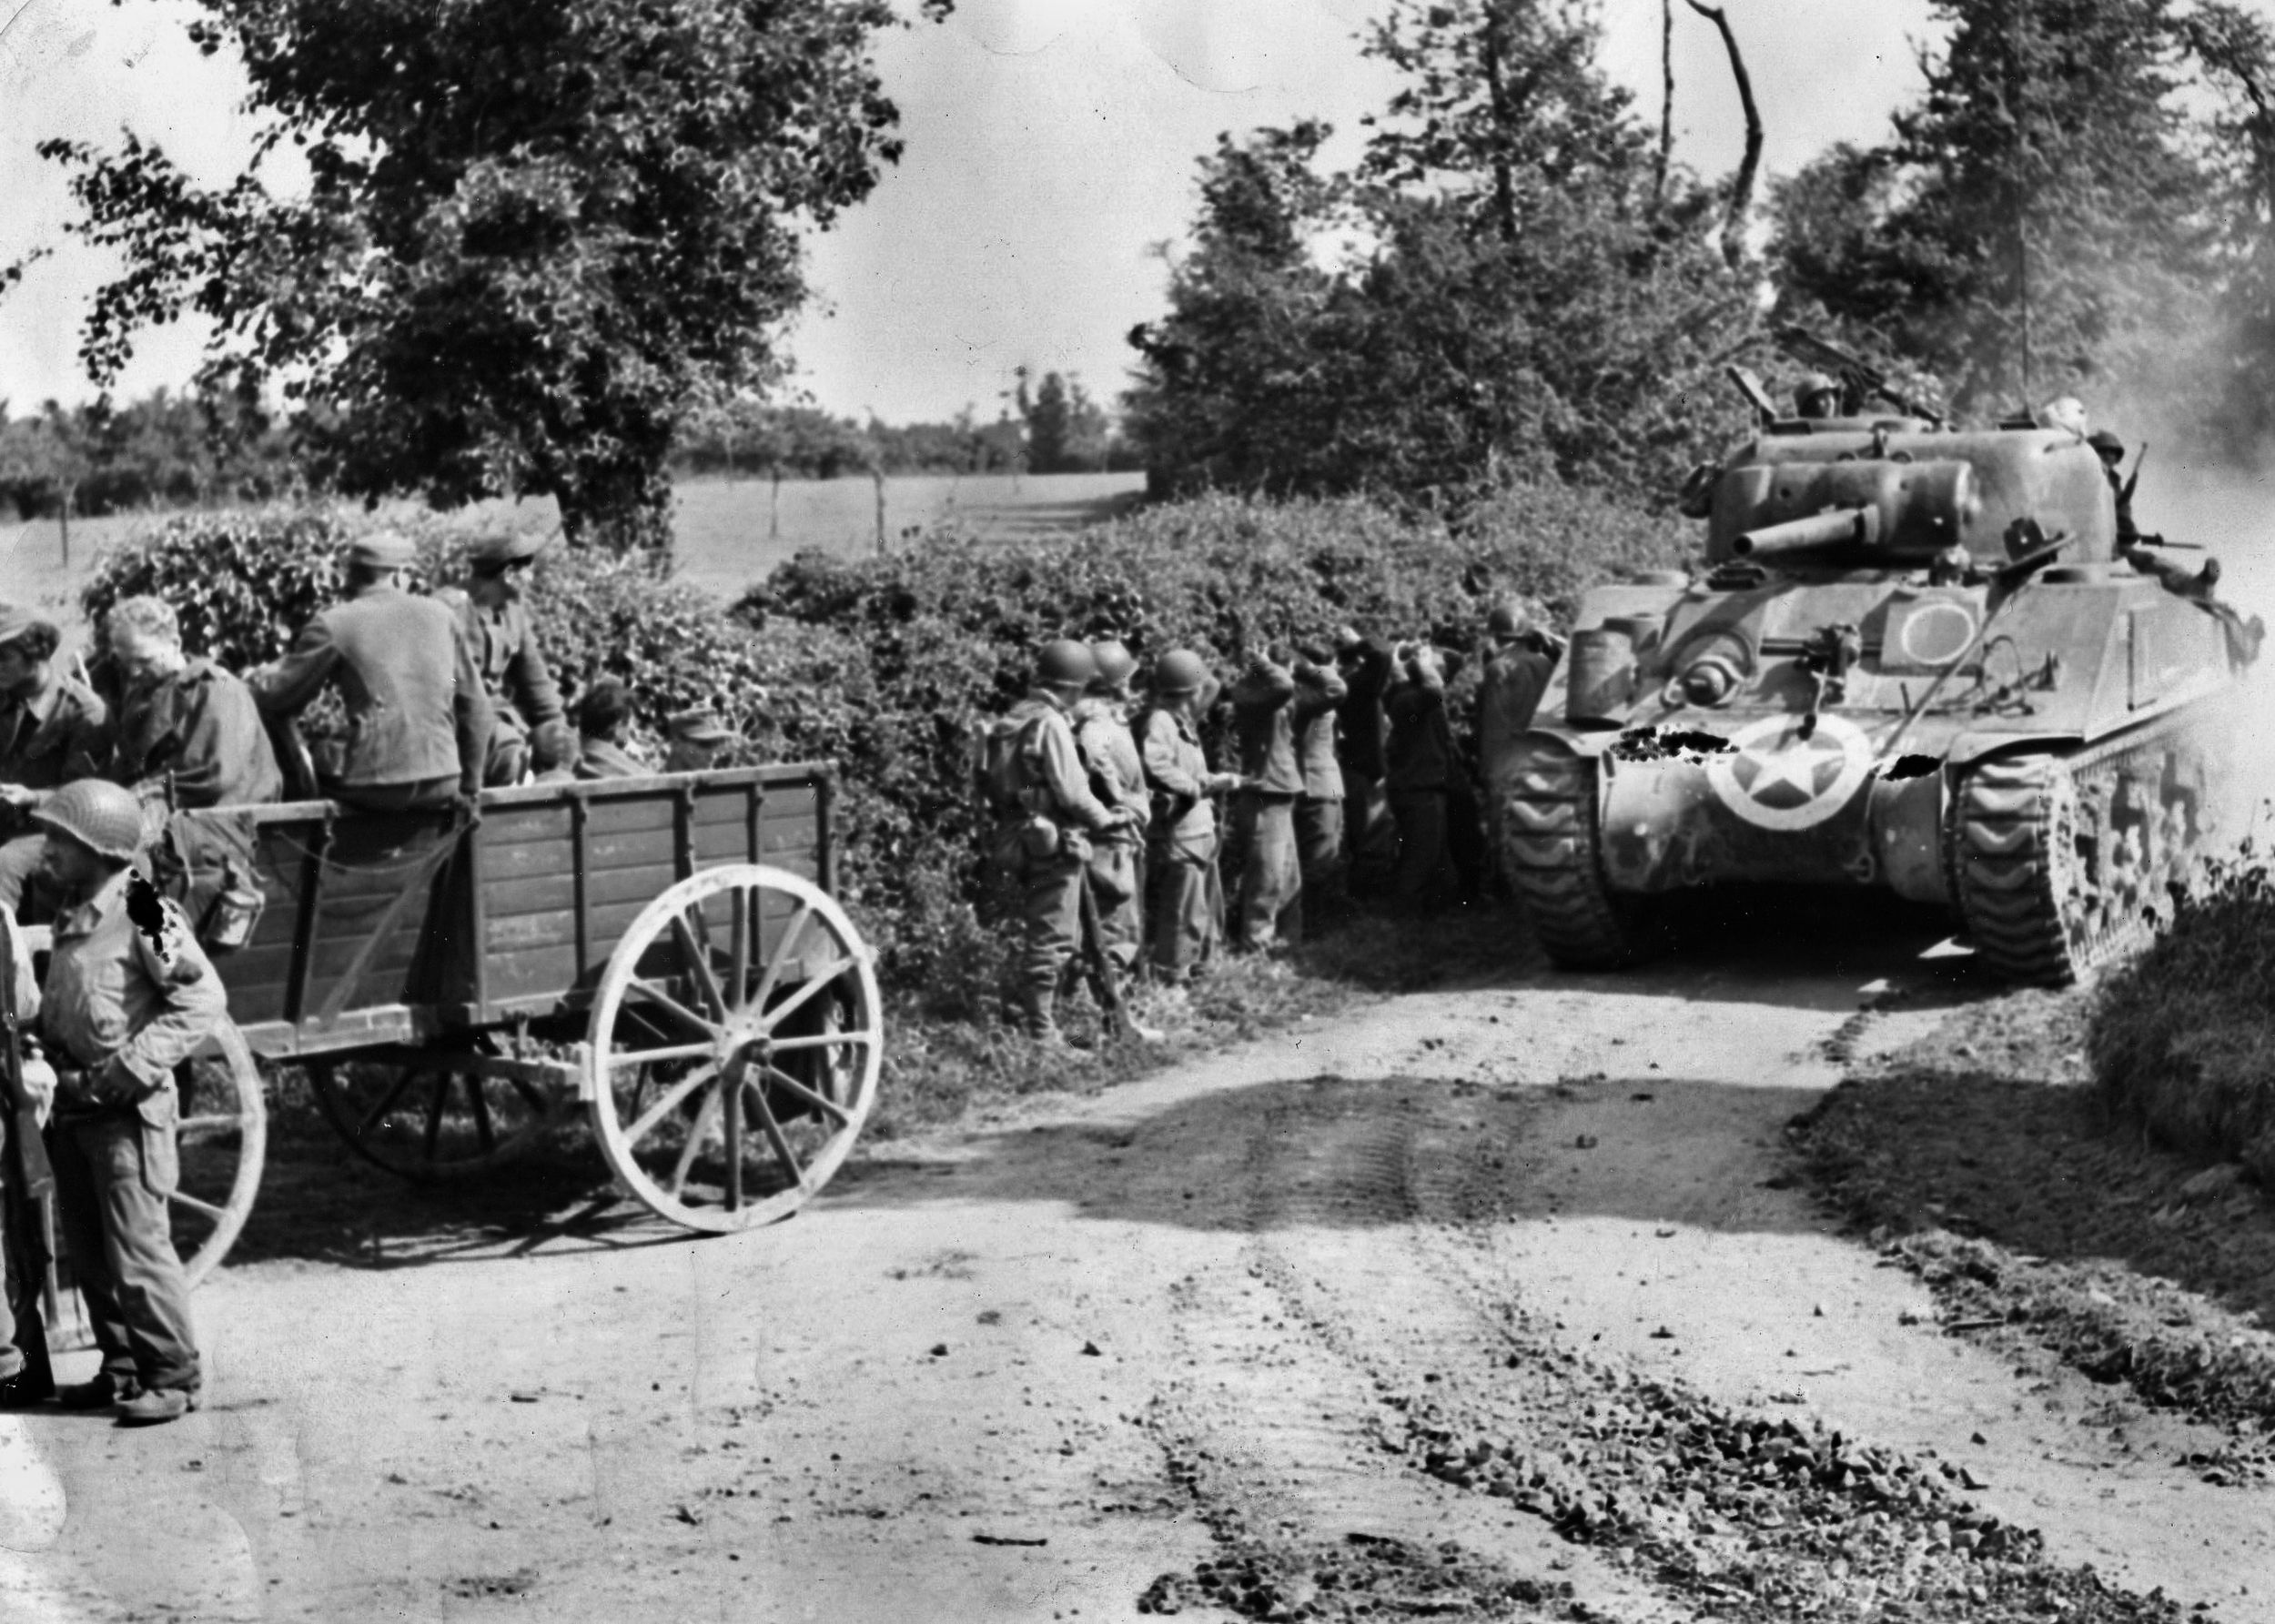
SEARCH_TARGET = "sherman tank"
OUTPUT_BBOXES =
[1492,344,2261,985]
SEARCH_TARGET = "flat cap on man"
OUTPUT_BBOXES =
[666,708,733,744]
[348,531,419,570]
[469,530,551,570]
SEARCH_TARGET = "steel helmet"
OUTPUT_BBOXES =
[1036,639,1097,689]
[1485,600,1531,638]
[1154,649,1208,696]
[33,779,147,862]
[1089,640,1138,691]
[2088,429,2125,458]
[1795,372,1840,413]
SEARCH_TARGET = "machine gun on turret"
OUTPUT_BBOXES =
[1774,325,1946,428]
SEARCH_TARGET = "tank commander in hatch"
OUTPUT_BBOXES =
[1794,372,1843,419]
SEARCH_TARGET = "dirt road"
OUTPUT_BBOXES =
[0,920,2266,1621]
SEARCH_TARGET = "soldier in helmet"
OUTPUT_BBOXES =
[1794,372,1843,420]
[31,779,224,1424]
[1072,641,1153,997]
[2088,429,2142,548]
[980,640,1139,1044]
[1289,646,1350,915]
[1228,646,1306,949]
[0,607,108,918]
[1138,650,1242,987]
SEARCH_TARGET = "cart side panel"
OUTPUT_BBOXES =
[475,770,823,1014]
[211,806,469,1033]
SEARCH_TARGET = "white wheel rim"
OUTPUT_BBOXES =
[174,1019,267,1287]
[585,864,881,1232]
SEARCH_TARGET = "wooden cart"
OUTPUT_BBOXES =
[14,763,883,1285]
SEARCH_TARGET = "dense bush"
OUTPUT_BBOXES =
[2090,848,2275,1181]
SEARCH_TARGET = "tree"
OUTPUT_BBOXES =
[1016,369,1109,474]
[40,0,947,554]
[1770,0,2216,418]
[1125,3,1761,506]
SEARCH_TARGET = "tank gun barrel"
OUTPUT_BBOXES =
[1730,506,1881,558]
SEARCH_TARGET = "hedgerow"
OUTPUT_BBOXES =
[76,483,1688,1016]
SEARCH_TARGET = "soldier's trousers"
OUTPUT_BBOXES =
[1389,787,1458,913]
[1087,842,1145,982]
[1008,851,1085,1036]
[1295,795,1345,912]
[47,1094,200,1395]
[1231,792,1301,950]
[1151,830,1220,982]
[1341,769,1397,897]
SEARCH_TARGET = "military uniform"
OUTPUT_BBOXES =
[574,735,650,781]
[0,914,53,1401]
[1290,660,1349,912]
[439,590,568,786]
[41,870,225,1405]
[1334,636,1397,897]
[251,580,493,810]
[109,657,281,811]
[1072,696,1150,981]
[1229,659,1303,949]
[1384,657,1459,911]
[1139,703,1223,982]
[991,693,1123,1038]
[0,671,107,916]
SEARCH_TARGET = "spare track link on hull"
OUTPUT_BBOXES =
[1501,751,1642,969]
[1953,716,2215,987]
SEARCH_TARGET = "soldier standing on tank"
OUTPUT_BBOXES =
[31,779,224,1424]
[1476,600,1558,893]
[1290,647,1349,917]
[0,608,109,920]
[1228,647,1305,951]
[1333,627,1397,899]
[439,534,571,787]
[1384,642,1459,912]
[1073,641,1151,992]
[986,641,1138,1045]
[1794,372,1843,420]
[1139,650,1242,989]
[248,533,492,813]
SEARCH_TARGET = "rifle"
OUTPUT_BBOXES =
[1075,864,1138,1045]
[2121,442,2149,511]
[1773,325,1946,428]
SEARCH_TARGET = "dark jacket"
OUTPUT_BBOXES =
[440,590,566,734]
[0,672,107,834]
[1384,661,1452,792]
[110,657,281,810]
[1335,639,1393,782]
[250,583,493,794]
[1230,661,1302,798]
[574,736,650,781]
[1477,646,1553,768]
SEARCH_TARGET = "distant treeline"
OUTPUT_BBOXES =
[0,368,1143,526]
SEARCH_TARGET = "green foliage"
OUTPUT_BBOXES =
[2090,842,2275,1182]
[1016,368,1116,474]
[0,389,301,521]
[42,0,945,552]
[1123,4,1762,509]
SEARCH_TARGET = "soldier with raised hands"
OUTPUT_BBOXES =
[1228,645,1304,951]
[978,640,1139,1046]
[1138,650,1241,989]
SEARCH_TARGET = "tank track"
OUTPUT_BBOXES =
[1952,715,2218,986]
[1499,749,1650,969]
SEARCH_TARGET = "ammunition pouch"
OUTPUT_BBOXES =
[153,811,268,951]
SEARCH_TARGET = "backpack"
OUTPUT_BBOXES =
[975,708,1045,817]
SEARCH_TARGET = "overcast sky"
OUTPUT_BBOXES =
[0,0,1947,424]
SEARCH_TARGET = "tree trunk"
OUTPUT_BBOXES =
[1686,1,1763,271]
[56,482,73,570]
[769,469,782,541]
[1481,6,1521,245]
[557,469,674,562]
[1656,0,1675,208]
[872,466,887,557]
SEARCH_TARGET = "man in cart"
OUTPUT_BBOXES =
[30,778,224,1424]
[0,607,110,920]
[248,532,493,812]
[438,532,571,786]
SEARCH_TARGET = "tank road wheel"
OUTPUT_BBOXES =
[306,1034,567,1182]
[1500,747,1658,970]
[587,863,882,1233]
[173,1019,268,1287]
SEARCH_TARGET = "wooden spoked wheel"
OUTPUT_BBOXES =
[173,1019,268,1287]
[587,864,881,1233]
[307,1034,565,1181]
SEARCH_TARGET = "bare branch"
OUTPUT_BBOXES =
[1655,0,1674,208]
[1686,0,1763,270]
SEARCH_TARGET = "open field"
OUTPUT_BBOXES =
[0,470,1145,640]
